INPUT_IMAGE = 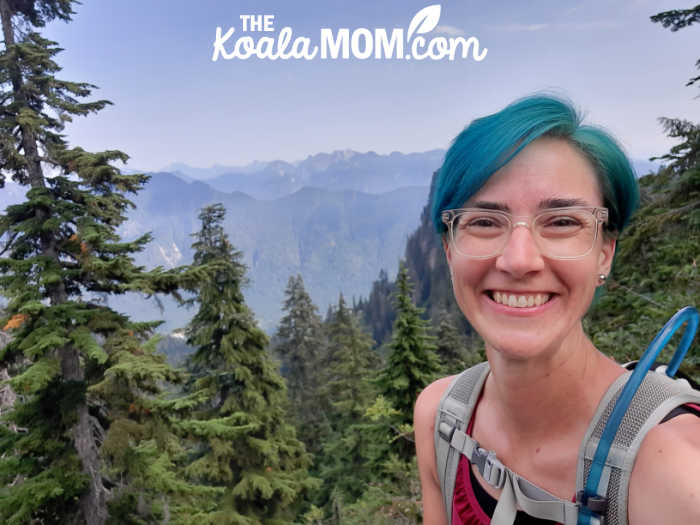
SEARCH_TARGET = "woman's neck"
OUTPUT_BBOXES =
[481,326,624,444]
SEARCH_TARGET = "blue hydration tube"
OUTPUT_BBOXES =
[579,306,700,525]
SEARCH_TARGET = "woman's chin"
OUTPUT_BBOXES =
[483,334,567,363]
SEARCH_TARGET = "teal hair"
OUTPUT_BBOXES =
[431,95,639,236]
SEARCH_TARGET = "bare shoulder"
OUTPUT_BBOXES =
[414,374,458,456]
[414,375,457,525]
[628,414,700,525]
[414,375,457,429]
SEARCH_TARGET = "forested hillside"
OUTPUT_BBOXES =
[1,2,698,524]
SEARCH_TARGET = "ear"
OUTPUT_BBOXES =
[442,235,455,281]
[598,236,616,277]
[442,235,453,265]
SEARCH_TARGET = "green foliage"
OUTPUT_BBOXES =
[175,204,317,524]
[315,295,380,513]
[340,457,422,525]
[376,264,442,431]
[434,311,483,374]
[650,119,700,175]
[586,164,700,381]
[0,2,209,521]
[356,195,472,348]
[273,274,327,454]
[651,5,700,90]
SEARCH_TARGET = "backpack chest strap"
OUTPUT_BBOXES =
[446,426,584,525]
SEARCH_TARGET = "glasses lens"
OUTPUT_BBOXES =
[451,210,510,258]
[449,208,600,259]
[534,209,597,258]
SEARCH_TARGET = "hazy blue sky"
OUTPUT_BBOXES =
[42,0,698,172]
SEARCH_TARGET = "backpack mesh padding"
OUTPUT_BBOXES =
[582,373,698,525]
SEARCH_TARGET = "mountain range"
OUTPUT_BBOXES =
[162,149,446,199]
[0,149,660,333]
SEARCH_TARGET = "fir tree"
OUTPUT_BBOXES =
[318,294,379,510]
[177,203,316,524]
[375,263,441,459]
[0,2,205,522]
[651,5,700,92]
[586,5,700,381]
[434,311,472,373]
[273,274,326,454]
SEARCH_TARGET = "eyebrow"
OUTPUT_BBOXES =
[539,197,592,209]
[470,201,510,212]
[468,197,592,212]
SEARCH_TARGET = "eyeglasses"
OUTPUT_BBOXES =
[441,206,609,260]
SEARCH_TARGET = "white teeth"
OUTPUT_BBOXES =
[492,292,551,308]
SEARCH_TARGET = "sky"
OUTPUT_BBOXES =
[41,0,699,173]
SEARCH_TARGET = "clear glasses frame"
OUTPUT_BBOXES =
[441,206,609,260]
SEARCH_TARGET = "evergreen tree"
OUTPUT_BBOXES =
[318,294,379,511]
[0,2,205,522]
[178,203,316,524]
[375,263,441,459]
[586,6,697,378]
[649,6,700,172]
[360,268,395,345]
[434,311,474,374]
[651,5,700,92]
[586,137,700,380]
[586,7,699,381]
[273,274,326,454]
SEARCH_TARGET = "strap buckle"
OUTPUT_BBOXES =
[576,491,608,525]
[438,420,456,443]
[472,447,507,489]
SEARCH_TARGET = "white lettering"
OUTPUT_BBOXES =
[351,28,373,59]
[257,36,276,59]
[214,7,488,62]
[374,28,403,59]
[321,28,350,59]
[427,36,448,59]
[291,35,318,60]
[233,36,255,59]
[411,36,429,60]
[277,27,293,59]
[448,36,488,61]
[212,27,235,61]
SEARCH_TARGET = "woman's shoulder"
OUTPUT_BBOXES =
[414,374,460,428]
[628,412,700,525]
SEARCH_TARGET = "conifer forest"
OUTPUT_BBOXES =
[0,2,698,524]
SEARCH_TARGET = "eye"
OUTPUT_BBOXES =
[456,212,509,237]
[466,217,500,228]
[546,216,582,228]
[537,212,587,237]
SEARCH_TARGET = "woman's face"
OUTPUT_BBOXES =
[444,137,616,361]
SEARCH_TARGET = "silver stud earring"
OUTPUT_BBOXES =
[598,274,607,285]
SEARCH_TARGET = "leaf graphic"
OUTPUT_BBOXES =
[407,5,442,41]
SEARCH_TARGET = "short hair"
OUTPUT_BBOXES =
[431,95,640,236]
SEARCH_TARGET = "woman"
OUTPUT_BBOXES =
[414,95,700,525]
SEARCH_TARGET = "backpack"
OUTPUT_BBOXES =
[433,307,700,525]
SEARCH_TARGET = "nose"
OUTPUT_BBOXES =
[494,223,545,278]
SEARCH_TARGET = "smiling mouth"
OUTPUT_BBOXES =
[488,291,553,308]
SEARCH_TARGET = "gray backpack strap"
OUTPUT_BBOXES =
[577,370,700,525]
[434,361,581,525]
[434,361,490,524]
